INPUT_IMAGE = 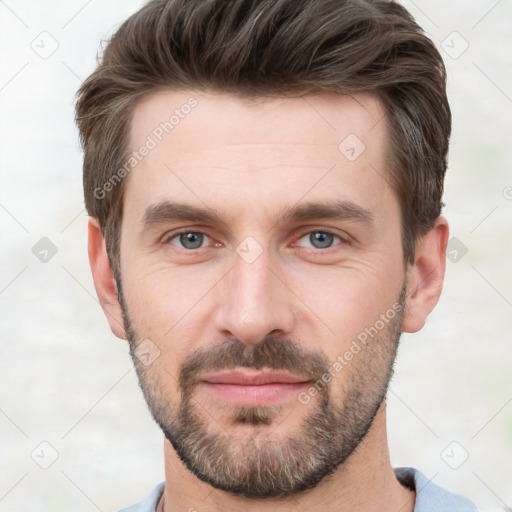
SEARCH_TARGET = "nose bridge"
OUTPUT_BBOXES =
[233,251,273,309]
[214,245,295,344]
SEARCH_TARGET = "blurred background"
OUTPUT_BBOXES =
[0,0,510,510]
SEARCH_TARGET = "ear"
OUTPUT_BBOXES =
[88,217,126,339]
[402,216,450,333]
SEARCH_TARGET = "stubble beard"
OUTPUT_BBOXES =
[119,284,406,499]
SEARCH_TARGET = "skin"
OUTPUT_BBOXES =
[88,90,449,512]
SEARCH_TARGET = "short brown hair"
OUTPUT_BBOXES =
[76,0,451,281]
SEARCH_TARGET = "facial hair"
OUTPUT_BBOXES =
[119,283,406,499]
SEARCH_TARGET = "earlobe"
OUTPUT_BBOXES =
[402,216,450,333]
[87,218,126,339]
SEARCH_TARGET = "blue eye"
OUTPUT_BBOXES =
[165,230,343,252]
[170,232,209,250]
[299,231,340,249]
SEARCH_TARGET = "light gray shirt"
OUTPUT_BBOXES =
[118,467,479,511]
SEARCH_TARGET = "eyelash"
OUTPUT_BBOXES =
[294,229,348,251]
[163,229,349,252]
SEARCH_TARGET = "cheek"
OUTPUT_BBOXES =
[122,265,223,373]
[123,260,217,323]
[289,263,401,343]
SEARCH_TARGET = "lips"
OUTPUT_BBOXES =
[197,370,312,407]
[199,370,310,386]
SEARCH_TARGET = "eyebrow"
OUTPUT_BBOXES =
[278,200,374,225]
[140,199,374,230]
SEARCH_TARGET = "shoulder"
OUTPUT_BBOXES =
[394,467,480,512]
[116,482,165,512]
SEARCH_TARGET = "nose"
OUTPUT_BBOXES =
[213,248,296,345]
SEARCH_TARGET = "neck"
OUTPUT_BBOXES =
[159,401,415,512]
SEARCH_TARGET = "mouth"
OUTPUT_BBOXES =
[197,369,312,407]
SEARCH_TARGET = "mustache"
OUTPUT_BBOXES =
[178,337,329,391]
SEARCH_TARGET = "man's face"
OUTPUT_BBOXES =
[118,91,407,497]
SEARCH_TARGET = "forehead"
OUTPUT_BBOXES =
[129,89,386,157]
[123,89,394,227]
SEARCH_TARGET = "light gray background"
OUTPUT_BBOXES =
[1,1,511,511]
